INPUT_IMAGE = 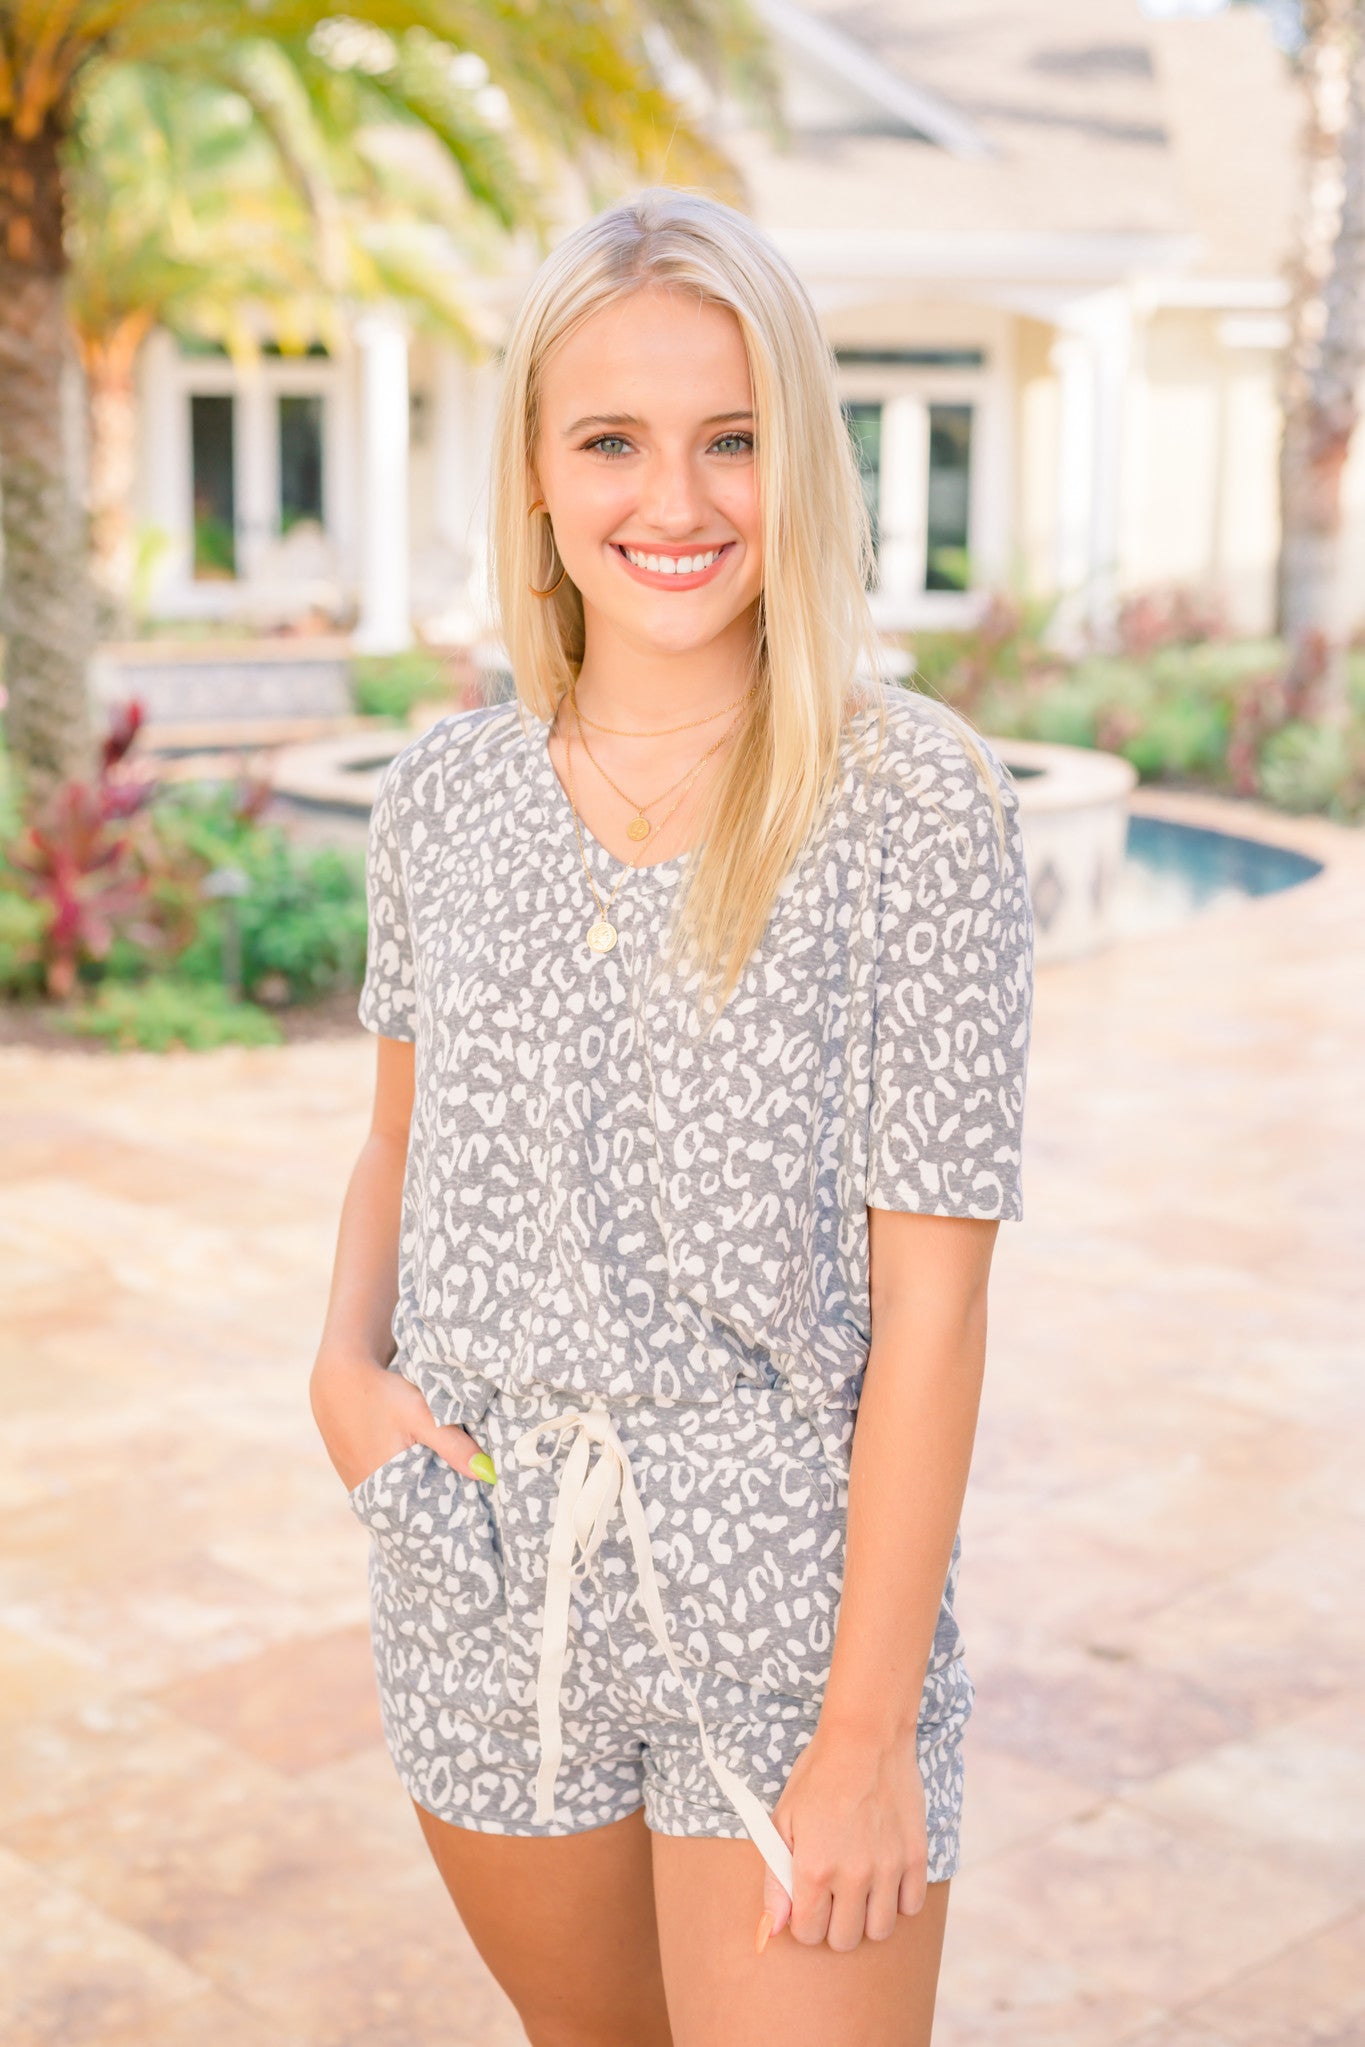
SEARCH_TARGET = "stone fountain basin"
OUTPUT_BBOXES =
[270,723,1137,964]
[993,736,1138,962]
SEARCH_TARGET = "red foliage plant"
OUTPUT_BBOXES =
[1114,585,1229,657]
[6,699,165,999]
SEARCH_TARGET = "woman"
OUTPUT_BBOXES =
[311,187,1033,2047]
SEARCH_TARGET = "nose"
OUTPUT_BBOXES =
[633,443,711,538]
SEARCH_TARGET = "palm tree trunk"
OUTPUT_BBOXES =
[0,115,98,802]
[1276,0,1365,726]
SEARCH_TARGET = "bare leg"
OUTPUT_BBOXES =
[651,1836,950,2047]
[411,1798,674,2047]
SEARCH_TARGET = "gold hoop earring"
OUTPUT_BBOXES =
[527,497,567,598]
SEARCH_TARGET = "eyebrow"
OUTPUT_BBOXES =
[562,410,755,437]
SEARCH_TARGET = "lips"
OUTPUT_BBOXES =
[612,541,734,589]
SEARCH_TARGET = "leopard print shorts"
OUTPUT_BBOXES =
[347,1368,975,1884]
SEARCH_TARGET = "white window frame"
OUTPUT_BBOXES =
[147,334,346,615]
[837,355,1009,630]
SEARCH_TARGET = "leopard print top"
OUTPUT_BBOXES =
[358,679,1034,1478]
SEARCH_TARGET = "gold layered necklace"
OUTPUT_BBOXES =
[573,686,754,740]
[568,677,754,843]
[557,688,748,954]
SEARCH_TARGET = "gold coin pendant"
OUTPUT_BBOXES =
[586,920,618,954]
[626,816,651,842]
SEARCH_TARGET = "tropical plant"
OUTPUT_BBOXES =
[1,700,161,999]
[900,585,1365,818]
[0,1,776,802]
[350,646,458,719]
[148,785,369,1006]
[0,688,374,1009]
[56,975,286,1050]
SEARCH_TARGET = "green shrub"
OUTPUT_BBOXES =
[1257,721,1355,815]
[140,784,368,1002]
[0,887,48,996]
[351,649,454,721]
[1026,684,1100,751]
[55,976,285,1051]
[0,724,371,1034]
[1120,692,1231,780]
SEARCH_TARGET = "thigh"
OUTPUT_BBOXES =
[412,1799,674,2047]
[650,1836,950,2047]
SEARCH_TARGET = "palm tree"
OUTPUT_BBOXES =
[1276,0,1365,723]
[0,1,773,801]
[65,56,529,637]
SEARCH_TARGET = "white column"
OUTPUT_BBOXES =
[235,366,274,586]
[1049,289,1132,645]
[1050,328,1097,640]
[138,329,190,602]
[352,306,412,653]
[461,357,502,639]
[1089,290,1131,630]
[876,394,927,616]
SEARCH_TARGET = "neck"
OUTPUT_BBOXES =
[571,603,757,729]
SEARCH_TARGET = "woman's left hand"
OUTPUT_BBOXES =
[757,1719,929,1953]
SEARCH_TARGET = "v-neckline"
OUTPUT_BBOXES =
[532,712,690,882]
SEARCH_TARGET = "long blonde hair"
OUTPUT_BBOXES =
[489,186,1006,1022]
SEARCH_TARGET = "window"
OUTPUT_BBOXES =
[279,394,325,532]
[926,404,973,591]
[842,400,883,572]
[837,378,984,613]
[190,394,236,578]
[836,348,985,370]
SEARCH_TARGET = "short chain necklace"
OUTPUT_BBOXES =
[558,695,743,953]
[568,678,747,841]
[572,679,756,740]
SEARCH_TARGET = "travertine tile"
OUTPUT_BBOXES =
[0,1693,273,1832]
[937,1801,1347,2034]
[966,1642,1256,1796]
[1121,1909,1365,2045]
[2,790,1362,2044]
[955,1737,1101,1865]
[0,1627,101,1737]
[0,1844,208,2047]
[148,1625,382,1773]
[1122,1691,1365,1892]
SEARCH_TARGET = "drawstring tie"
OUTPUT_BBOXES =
[510,1400,795,1901]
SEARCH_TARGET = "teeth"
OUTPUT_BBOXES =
[623,547,720,574]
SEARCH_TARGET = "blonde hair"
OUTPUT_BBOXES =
[489,186,1007,1023]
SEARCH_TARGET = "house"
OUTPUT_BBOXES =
[131,0,1318,651]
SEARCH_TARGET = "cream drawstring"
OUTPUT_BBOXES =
[510,1401,795,1901]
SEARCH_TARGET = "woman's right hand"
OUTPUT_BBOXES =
[309,1351,497,1493]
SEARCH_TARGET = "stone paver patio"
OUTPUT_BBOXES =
[0,788,1361,2046]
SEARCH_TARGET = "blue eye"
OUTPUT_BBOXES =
[582,430,754,459]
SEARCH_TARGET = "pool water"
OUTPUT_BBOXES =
[1114,814,1324,937]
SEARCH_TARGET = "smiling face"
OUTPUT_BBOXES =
[531,283,763,665]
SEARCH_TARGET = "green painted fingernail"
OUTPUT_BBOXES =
[469,1452,498,1486]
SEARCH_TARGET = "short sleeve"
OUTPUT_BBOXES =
[866,735,1034,1220]
[357,755,418,1041]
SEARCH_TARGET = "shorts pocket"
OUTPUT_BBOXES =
[349,1443,504,1620]
[347,1441,429,1516]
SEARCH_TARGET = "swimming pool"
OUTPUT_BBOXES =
[1114,814,1324,938]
